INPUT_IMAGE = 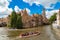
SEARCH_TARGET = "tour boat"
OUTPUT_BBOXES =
[19,31,40,38]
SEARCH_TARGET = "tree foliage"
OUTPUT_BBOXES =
[8,11,23,29]
[49,13,57,23]
[10,11,17,28]
[16,14,23,29]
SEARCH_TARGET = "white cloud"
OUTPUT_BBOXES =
[6,8,13,15]
[0,6,6,12]
[23,0,59,8]
[26,8,30,14]
[8,0,12,2]
[0,0,13,18]
[0,0,9,7]
[25,8,31,15]
[14,6,31,15]
[14,6,21,12]
[0,15,8,18]
[46,10,59,19]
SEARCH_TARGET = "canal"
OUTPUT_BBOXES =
[0,25,60,40]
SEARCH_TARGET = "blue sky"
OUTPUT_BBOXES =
[0,0,60,18]
[8,0,44,14]
[8,0,60,14]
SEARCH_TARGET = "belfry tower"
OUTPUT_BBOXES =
[57,9,60,25]
[42,8,46,17]
[42,8,45,17]
[42,8,49,24]
[42,8,47,19]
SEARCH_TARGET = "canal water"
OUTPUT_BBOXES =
[0,25,60,40]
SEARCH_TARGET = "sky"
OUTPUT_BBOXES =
[0,0,60,18]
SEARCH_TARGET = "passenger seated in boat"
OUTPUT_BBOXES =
[21,34,26,36]
[20,31,40,37]
[34,32,38,34]
[21,32,29,36]
[25,32,29,36]
[29,32,33,35]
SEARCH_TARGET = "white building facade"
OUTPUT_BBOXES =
[57,9,60,25]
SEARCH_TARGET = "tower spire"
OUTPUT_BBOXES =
[42,8,46,17]
[23,8,28,15]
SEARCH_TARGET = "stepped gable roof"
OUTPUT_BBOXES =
[21,9,31,23]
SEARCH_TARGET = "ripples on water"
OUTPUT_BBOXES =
[0,26,60,40]
[0,27,9,40]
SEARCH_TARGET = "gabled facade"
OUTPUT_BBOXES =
[1,8,49,28]
[19,8,49,28]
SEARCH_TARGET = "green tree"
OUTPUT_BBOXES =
[10,11,17,28]
[8,11,23,29]
[16,14,23,29]
[49,13,57,23]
